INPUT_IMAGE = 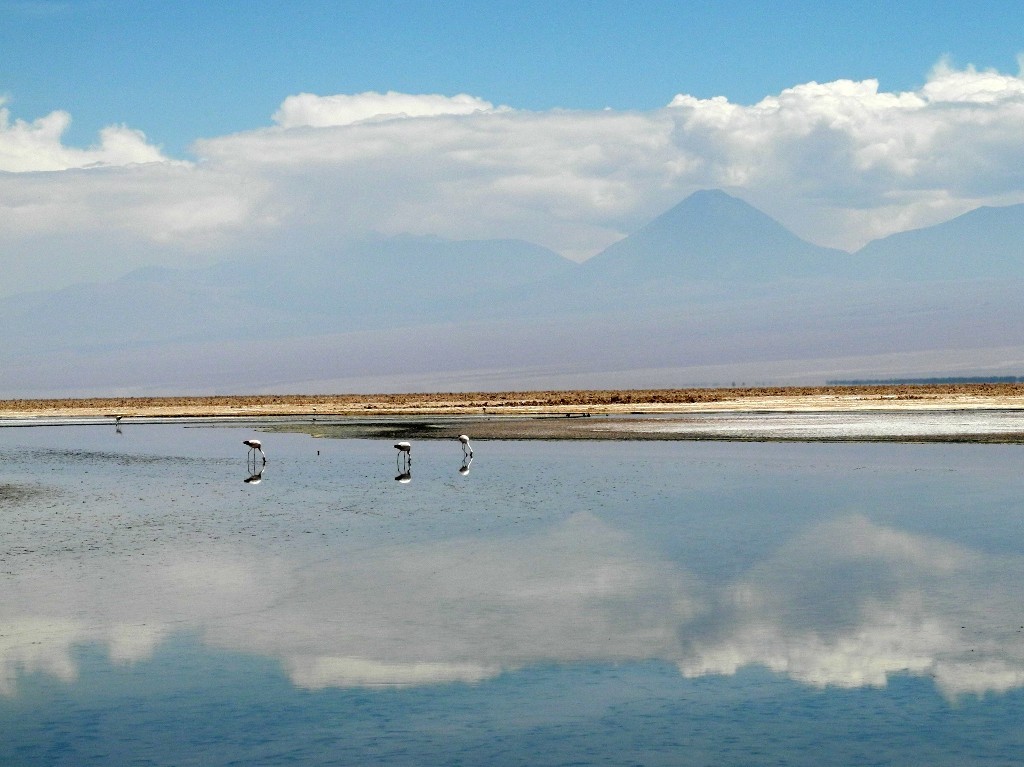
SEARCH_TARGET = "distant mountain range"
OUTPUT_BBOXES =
[3,190,1023,396]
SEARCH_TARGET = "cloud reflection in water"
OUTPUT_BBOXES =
[3,512,1024,698]
[677,515,1024,698]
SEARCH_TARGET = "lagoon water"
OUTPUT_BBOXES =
[2,421,1024,765]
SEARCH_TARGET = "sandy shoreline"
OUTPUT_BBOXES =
[3,384,1024,420]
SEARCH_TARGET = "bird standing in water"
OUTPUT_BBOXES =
[458,434,473,457]
[244,439,266,464]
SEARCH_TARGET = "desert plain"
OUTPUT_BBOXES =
[3,383,1024,421]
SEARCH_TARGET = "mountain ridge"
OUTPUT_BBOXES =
[853,201,1024,280]
[3,190,1024,395]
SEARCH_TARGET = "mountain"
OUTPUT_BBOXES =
[0,236,575,358]
[252,235,577,323]
[853,203,1024,280]
[3,190,1024,397]
[581,189,850,283]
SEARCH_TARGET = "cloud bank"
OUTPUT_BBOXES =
[2,60,1024,294]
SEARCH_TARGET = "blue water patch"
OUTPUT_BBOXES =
[4,638,1023,766]
[3,423,1024,764]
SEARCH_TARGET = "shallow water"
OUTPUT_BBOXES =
[2,422,1024,765]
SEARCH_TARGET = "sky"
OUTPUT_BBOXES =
[2,0,1024,296]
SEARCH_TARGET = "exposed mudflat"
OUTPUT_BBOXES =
[263,409,1024,443]
[0,483,54,507]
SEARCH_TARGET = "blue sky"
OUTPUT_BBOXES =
[4,0,1023,157]
[2,0,1024,298]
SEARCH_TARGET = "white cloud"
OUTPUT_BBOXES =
[272,90,498,128]
[3,59,1024,295]
[663,63,1024,245]
[0,99,169,172]
[200,64,1024,254]
[922,58,1024,103]
[192,106,683,261]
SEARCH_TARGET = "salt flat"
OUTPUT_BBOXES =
[590,410,1024,441]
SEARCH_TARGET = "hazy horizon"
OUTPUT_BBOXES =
[3,2,1024,396]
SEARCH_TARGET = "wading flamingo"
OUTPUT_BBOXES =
[394,441,412,472]
[243,439,266,464]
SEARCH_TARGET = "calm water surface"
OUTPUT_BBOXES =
[2,422,1024,765]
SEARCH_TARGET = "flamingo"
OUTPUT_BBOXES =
[458,434,473,457]
[243,439,266,464]
[394,441,411,472]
